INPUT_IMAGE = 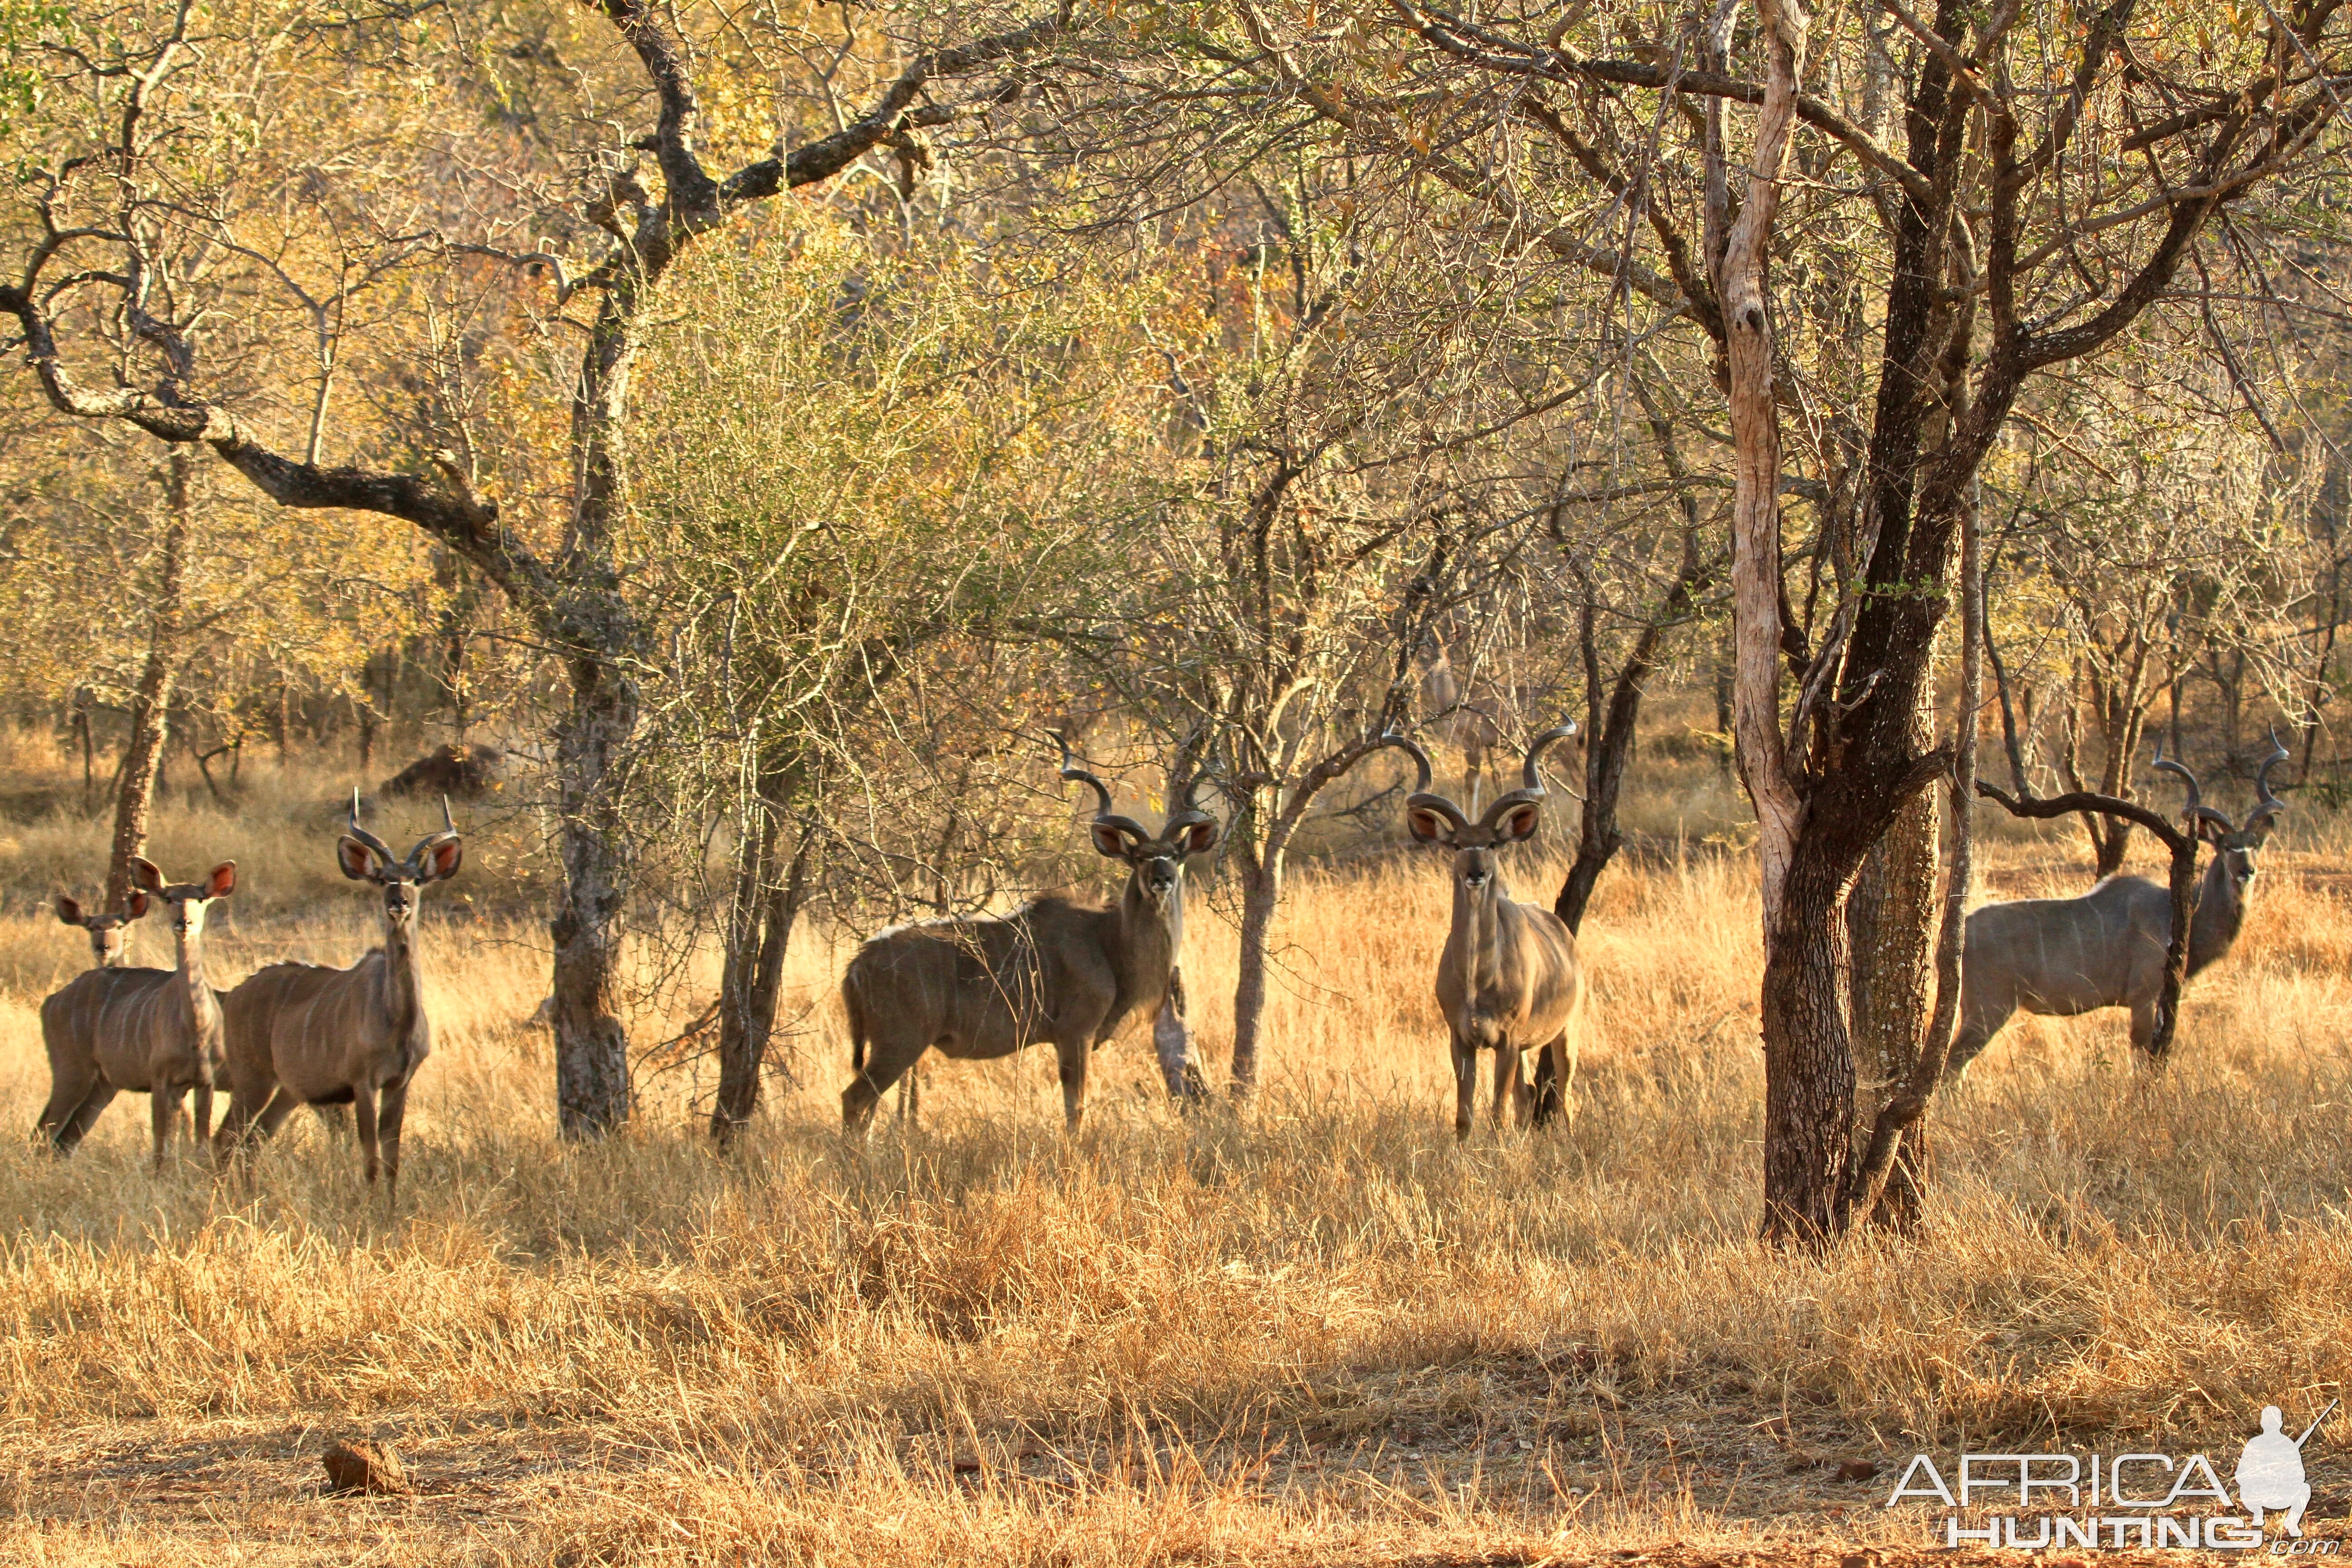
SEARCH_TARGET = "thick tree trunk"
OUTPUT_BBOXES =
[545,286,651,1138]
[549,660,638,1136]
[105,450,192,911]
[1760,856,1856,1239]
[1844,702,1938,1216]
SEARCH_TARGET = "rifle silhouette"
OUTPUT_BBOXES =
[2296,1400,2339,1448]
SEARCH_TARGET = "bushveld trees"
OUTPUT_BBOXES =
[1154,0,2352,1237]
[632,217,1154,1137]
[3,0,1080,1135]
[1065,170,1599,1094]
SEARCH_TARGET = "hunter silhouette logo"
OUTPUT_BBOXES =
[2237,1401,2335,1538]
[1887,1401,2339,1550]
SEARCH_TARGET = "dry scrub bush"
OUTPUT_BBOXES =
[1,762,2350,1560]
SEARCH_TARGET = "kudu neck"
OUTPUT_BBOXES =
[2187,854,2249,977]
[1118,870,1185,970]
[168,912,217,1024]
[379,911,427,996]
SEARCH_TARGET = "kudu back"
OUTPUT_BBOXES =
[1951,736,2287,1074]
[839,736,1220,1135]
[1381,725,1585,1139]
[217,795,461,1200]
[37,860,233,1168]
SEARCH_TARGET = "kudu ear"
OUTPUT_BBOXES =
[204,862,237,899]
[129,857,167,896]
[337,837,380,882]
[1088,821,1136,860]
[124,890,151,921]
[54,895,84,927]
[1495,802,1542,843]
[1177,819,1220,857]
[1406,806,1454,845]
[418,838,462,885]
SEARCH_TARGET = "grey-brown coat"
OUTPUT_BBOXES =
[1382,727,1585,1138]
[36,860,233,1167]
[840,737,1218,1134]
[1950,740,2283,1074]
[216,796,459,1200]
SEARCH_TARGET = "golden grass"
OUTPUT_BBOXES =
[3,758,2352,1563]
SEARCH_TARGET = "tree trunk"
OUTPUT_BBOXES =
[104,450,192,910]
[711,770,812,1143]
[545,281,652,1138]
[1760,856,1856,1240]
[549,657,640,1137]
[1844,698,1938,1217]
[1716,0,1852,1245]
[1229,845,1284,1095]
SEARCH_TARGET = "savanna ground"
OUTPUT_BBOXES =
[1,741,2350,1565]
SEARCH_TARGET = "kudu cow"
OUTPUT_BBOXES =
[36,859,235,1167]
[1950,737,2287,1075]
[839,736,1219,1134]
[1382,725,1586,1139]
[54,888,151,968]
[217,796,461,1199]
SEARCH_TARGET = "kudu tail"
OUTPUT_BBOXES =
[843,975,869,1077]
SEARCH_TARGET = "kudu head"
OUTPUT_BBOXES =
[2153,731,2289,895]
[1058,734,1220,910]
[54,889,151,966]
[1381,723,1579,894]
[338,791,463,936]
[127,858,237,947]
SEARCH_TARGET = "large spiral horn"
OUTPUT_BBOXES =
[346,789,398,867]
[1478,721,1579,830]
[1377,731,1470,839]
[1515,722,1580,793]
[406,794,463,869]
[2152,744,2235,833]
[2247,727,2292,831]
[1057,732,1152,851]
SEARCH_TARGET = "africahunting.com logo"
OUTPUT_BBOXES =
[1887,1402,2337,1552]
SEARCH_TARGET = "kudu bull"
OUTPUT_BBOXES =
[839,736,1220,1135]
[37,859,234,1167]
[54,888,151,968]
[1381,725,1585,1138]
[217,796,461,1200]
[1950,737,2287,1075]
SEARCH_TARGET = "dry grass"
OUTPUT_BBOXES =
[3,752,2352,1563]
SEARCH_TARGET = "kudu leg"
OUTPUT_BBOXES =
[1056,1034,1091,1132]
[1451,1036,1477,1142]
[217,1087,298,1188]
[192,1083,214,1147]
[1538,1033,1575,1128]
[353,1088,382,1187]
[151,1086,190,1171]
[1942,999,2013,1082]
[37,1064,104,1152]
[842,1042,922,1136]
[55,1082,119,1155]
[1491,1045,1525,1131]
[377,1083,409,1205]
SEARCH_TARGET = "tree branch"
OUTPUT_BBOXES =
[720,13,1070,202]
